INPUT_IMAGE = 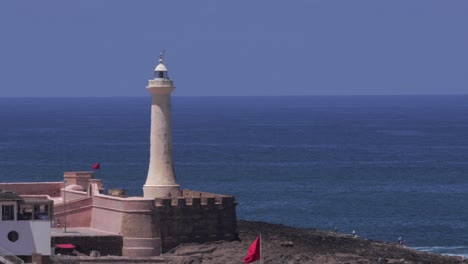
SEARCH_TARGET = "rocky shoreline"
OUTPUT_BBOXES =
[52,220,465,264]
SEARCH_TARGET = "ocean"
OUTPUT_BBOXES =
[0,95,467,257]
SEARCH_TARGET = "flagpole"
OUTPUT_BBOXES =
[64,180,67,233]
[260,233,262,264]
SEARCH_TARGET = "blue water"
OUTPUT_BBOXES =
[0,95,467,256]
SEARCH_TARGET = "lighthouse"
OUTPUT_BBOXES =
[143,54,181,198]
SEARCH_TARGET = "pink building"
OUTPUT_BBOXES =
[0,172,238,256]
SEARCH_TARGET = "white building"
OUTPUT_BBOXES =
[0,190,52,261]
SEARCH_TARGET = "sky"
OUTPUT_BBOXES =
[0,1,467,97]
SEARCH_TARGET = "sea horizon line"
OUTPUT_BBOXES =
[0,93,466,99]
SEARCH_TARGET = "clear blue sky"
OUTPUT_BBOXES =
[0,1,466,97]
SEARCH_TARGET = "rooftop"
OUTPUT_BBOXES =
[52,227,121,237]
[0,189,23,202]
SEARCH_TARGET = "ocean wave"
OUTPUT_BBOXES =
[413,246,468,257]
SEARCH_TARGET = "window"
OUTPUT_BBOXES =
[18,205,32,220]
[35,204,49,220]
[2,205,14,221]
[7,231,19,242]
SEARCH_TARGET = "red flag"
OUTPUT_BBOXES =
[92,162,100,170]
[243,236,261,263]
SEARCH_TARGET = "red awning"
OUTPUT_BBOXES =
[55,244,76,249]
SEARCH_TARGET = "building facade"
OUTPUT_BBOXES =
[0,190,52,261]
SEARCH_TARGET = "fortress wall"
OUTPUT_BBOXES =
[64,171,92,190]
[0,182,62,197]
[91,194,154,211]
[12,180,240,256]
[90,194,161,256]
[155,195,238,253]
[182,189,232,198]
[54,197,93,228]
[121,211,160,256]
[89,179,104,192]
[62,189,88,200]
[90,195,128,234]
[52,235,123,256]
[86,181,152,232]
[90,205,124,234]
[51,185,162,256]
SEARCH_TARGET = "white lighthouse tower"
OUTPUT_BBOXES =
[143,54,181,198]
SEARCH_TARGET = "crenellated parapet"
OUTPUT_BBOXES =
[153,189,238,253]
[154,191,236,209]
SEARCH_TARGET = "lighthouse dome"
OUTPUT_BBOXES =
[154,59,168,72]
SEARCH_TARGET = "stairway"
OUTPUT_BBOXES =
[0,246,24,264]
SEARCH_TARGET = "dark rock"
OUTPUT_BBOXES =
[51,220,463,264]
[280,241,294,247]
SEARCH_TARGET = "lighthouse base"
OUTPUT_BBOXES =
[143,184,181,198]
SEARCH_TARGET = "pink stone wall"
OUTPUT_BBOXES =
[54,197,93,228]
[62,189,88,200]
[0,182,63,197]
[90,195,154,234]
[89,193,161,256]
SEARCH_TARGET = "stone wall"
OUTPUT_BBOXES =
[154,193,238,252]
[0,182,62,197]
[52,235,123,256]
[54,196,93,228]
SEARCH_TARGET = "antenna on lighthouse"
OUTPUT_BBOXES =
[159,50,166,62]
[154,50,169,79]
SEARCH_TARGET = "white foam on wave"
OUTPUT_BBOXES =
[413,246,468,258]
